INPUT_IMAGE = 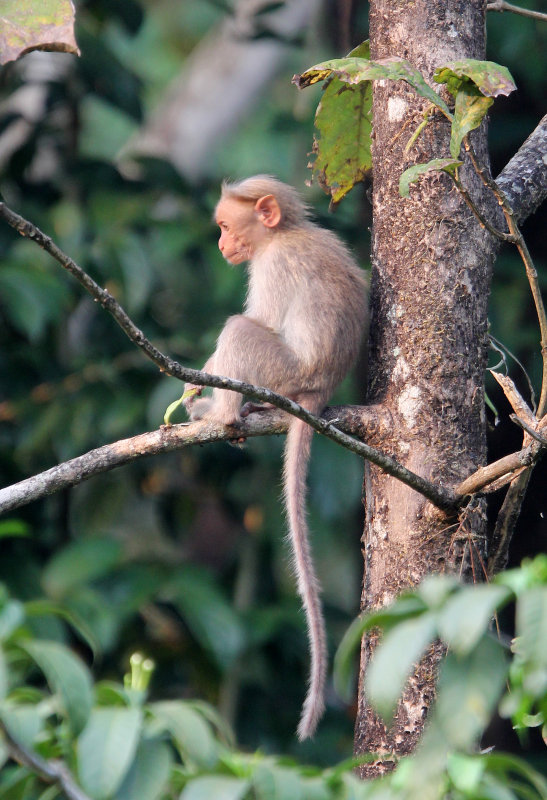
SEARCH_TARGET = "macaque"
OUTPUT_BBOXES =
[185,175,369,740]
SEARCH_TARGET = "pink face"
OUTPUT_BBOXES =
[215,198,257,265]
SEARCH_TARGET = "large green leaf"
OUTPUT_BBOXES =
[77,707,143,800]
[0,600,25,642]
[180,776,251,800]
[20,640,93,736]
[365,612,437,722]
[515,587,547,668]
[334,594,428,700]
[162,568,246,670]
[24,599,100,659]
[438,583,511,655]
[0,648,6,701]
[312,41,372,203]
[116,739,172,800]
[434,635,508,749]
[148,701,218,768]
[252,762,328,800]
[0,704,44,750]
[0,266,70,343]
[41,537,123,599]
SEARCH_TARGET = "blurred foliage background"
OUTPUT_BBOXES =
[0,0,545,761]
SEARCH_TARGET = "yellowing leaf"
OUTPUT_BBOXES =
[312,42,372,203]
[0,0,79,66]
[434,59,516,98]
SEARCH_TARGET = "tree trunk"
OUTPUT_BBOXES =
[355,0,496,775]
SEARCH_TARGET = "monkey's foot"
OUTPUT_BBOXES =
[240,401,275,417]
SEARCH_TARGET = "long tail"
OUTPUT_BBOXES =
[283,400,327,740]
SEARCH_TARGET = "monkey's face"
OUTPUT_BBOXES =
[215,198,266,265]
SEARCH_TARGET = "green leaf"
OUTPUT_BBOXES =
[0,520,30,539]
[0,600,25,642]
[434,59,516,98]
[41,537,123,599]
[417,573,459,609]
[450,86,493,157]
[20,640,93,735]
[116,739,172,800]
[163,568,246,669]
[148,700,218,768]
[0,647,6,701]
[180,776,250,800]
[24,599,100,659]
[295,55,450,117]
[253,764,306,800]
[434,635,508,748]
[446,753,485,793]
[334,595,428,700]
[365,613,437,722]
[399,159,462,197]
[0,704,44,749]
[438,583,511,655]
[484,752,547,800]
[0,264,71,342]
[117,231,154,315]
[77,708,143,800]
[312,41,372,203]
[515,587,547,668]
[163,388,198,425]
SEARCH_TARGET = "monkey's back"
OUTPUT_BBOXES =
[246,223,368,395]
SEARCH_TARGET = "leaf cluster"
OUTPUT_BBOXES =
[295,51,515,200]
[2,557,547,799]
[335,555,547,800]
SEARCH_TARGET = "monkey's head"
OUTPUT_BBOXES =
[215,175,310,264]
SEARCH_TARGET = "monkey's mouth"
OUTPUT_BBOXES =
[224,248,250,264]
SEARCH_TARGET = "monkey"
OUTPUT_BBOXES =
[184,175,369,740]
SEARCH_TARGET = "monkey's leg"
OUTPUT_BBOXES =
[183,356,216,415]
[196,314,301,425]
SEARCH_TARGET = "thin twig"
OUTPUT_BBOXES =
[455,445,539,496]
[488,472,533,577]
[464,138,547,415]
[0,720,91,800]
[487,0,547,21]
[463,137,547,575]
[451,175,515,242]
[510,414,547,446]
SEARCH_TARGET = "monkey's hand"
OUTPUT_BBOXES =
[182,383,203,410]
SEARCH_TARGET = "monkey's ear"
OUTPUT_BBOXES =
[255,195,281,228]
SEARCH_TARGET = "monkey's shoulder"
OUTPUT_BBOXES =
[276,224,361,272]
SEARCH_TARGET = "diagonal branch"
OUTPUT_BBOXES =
[0,405,459,515]
[496,114,547,225]
[0,720,91,800]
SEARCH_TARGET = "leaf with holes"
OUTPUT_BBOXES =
[434,59,516,98]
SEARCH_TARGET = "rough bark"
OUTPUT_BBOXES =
[355,0,494,774]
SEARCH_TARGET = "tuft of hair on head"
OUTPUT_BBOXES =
[220,175,311,228]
